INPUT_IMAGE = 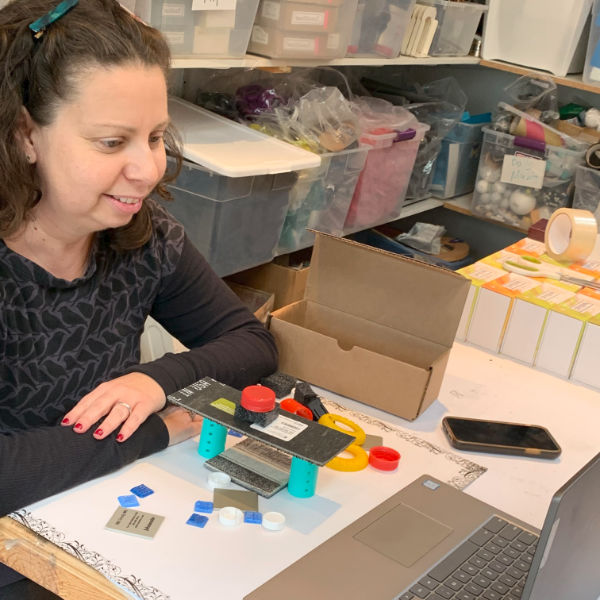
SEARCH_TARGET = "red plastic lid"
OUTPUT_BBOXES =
[369,446,401,471]
[241,385,276,412]
[280,398,313,420]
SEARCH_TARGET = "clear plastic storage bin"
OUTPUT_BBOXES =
[277,146,370,254]
[573,165,600,220]
[483,0,592,76]
[136,0,260,57]
[343,123,429,234]
[248,0,359,58]
[584,0,600,83]
[347,0,415,58]
[430,117,489,199]
[471,128,586,230]
[417,0,487,56]
[166,160,296,277]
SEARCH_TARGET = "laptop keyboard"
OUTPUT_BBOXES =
[397,516,538,600]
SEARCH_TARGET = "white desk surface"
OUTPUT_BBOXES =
[12,341,600,599]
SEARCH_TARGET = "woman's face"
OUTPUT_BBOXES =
[28,63,169,238]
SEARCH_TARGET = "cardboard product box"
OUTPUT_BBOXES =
[534,293,600,378]
[268,232,470,421]
[225,282,275,324]
[224,250,311,311]
[456,259,511,345]
[571,310,600,389]
[500,281,578,366]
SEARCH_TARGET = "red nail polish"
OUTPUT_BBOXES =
[74,423,82,430]
[116,434,124,441]
[94,428,103,436]
[61,417,70,424]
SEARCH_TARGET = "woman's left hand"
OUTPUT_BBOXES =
[62,373,166,442]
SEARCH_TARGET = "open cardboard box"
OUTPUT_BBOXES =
[268,232,470,420]
[225,248,311,310]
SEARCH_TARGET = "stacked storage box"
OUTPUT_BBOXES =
[134,0,260,56]
[471,129,586,230]
[277,147,370,254]
[414,0,487,56]
[248,0,359,58]
[347,0,415,58]
[166,98,321,277]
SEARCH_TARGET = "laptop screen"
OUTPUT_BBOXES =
[524,452,600,600]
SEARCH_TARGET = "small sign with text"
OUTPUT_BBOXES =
[501,154,546,190]
[192,0,237,10]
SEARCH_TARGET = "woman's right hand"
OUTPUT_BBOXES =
[158,405,203,446]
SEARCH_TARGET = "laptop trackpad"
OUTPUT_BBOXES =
[353,503,453,567]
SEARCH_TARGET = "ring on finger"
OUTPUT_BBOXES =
[116,401,132,417]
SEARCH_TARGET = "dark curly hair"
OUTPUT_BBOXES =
[0,0,182,250]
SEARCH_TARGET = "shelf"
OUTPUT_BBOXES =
[399,197,444,218]
[480,59,600,94]
[171,54,481,70]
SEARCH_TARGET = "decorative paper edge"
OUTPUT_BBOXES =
[322,399,487,490]
[9,510,169,600]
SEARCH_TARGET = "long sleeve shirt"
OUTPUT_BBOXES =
[0,199,277,514]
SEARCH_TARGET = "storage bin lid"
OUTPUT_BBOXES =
[169,97,321,177]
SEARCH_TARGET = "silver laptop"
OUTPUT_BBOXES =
[246,452,600,600]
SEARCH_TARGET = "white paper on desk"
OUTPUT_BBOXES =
[11,404,485,600]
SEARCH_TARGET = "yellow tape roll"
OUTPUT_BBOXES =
[326,444,369,472]
[545,208,597,262]
[318,413,366,446]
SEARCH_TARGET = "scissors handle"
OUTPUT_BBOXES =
[503,260,559,279]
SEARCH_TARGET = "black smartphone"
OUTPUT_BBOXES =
[442,416,561,459]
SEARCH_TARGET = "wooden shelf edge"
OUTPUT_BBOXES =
[480,59,600,94]
[172,55,480,70]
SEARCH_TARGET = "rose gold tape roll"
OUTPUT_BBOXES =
[544,208,598,262]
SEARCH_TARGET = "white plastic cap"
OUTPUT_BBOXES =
[262,511,285,532]
[219,506,243,527]
[208,471,231,490]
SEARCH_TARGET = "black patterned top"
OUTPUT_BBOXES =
[0,199,277,514]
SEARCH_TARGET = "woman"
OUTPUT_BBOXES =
[0,0,277,513]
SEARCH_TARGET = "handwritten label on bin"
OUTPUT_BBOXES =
[192,0,237,10]
[501,154,546,189]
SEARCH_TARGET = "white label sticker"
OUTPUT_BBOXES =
[537,283,575,305]
[291,10,325,26]
[251,25,268,44]
[517,238,546,254]
[326,32,340,49]
[261,0,280,20]
[282,36,316,51]
[164,30,185,45]
[501,154,546,189]
[582,258,600,271]
[469,263,506,282]
[192,0,236,11]
[250,414,308,441]
[504,273,540,292]
[163,3,185,17]
[572,296,600,316]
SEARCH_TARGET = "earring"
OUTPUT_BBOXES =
[26,154,31,163]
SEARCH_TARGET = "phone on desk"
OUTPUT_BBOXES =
[442,416,561,459]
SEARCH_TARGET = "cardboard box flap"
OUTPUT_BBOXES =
[306,232,471,348]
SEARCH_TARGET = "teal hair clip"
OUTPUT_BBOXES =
[29,0,79,39]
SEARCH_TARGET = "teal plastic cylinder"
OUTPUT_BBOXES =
[197,419,227,459]
[288,456,318,498]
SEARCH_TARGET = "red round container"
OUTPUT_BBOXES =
[241,385,276,413]
[369,446,401,471]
